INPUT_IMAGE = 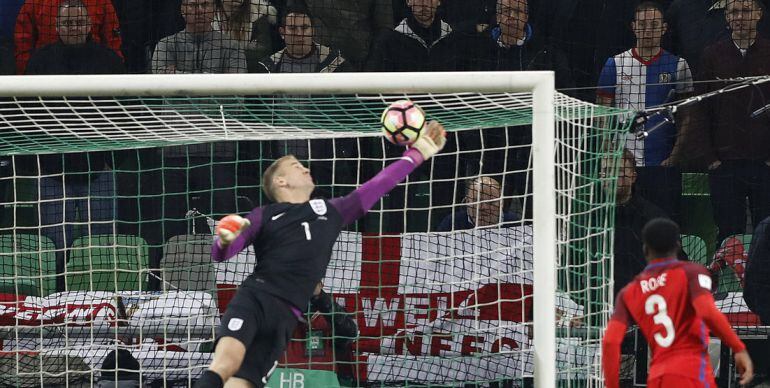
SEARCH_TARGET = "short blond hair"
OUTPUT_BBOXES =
[262,155,296,202]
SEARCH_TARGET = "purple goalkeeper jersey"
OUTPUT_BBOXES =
[211,149,424,310]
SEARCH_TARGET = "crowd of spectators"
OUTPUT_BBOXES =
[0,0,762,79]
[2,0,770,385]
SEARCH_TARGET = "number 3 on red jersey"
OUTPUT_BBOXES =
[645,294,675,347]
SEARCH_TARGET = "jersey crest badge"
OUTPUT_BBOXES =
[621,72,632,82]
[659,72,671,83]
[309,199,327,215]
[228,318,244,331]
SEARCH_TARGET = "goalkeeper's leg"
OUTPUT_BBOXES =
[196,337,247,387]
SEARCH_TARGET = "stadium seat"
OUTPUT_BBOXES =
[161,234,216,292]
[65,234,149,292]
[715,234,752,294]
[0,234,56,296]
[680,234,708,265]
[0,177,39,229]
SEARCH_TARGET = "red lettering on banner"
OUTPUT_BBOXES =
[430,335,452,355]
[394,330,424,355]
[492,337,519,353]
[431,294,450,322]
[381,332,521,356]
[0,301,118,327]
[338,284,534,338]
[461,335,484,355]
[360,296,401,328]
[403,295,430,326]
[452,290,476,320]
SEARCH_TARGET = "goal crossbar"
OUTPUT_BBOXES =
[0,71,553,97]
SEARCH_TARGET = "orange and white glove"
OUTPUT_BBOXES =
[215,214,251,246]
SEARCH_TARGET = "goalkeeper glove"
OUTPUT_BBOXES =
[410,122,447,160]
[216,214,251,246]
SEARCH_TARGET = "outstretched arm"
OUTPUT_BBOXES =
[211,207,264,262]
[330,121,446,225]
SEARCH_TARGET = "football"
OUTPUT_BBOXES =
[380,100,426,146]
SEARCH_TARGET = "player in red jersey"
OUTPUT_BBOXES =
[602,218,753,388]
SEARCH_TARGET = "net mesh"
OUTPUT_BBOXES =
[0,90,628,387]
[0,93,600,154]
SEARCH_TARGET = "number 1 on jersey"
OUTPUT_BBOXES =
[301,222,312,240]
[644,294,675,347]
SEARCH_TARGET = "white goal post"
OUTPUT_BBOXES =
[0,71,559,387]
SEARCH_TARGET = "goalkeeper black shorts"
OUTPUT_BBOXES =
[217,286,298,388]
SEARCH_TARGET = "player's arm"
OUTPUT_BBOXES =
[687,264,754,385]
[330,121,447,225]
[210,207,264,262]
[602,290,631,388]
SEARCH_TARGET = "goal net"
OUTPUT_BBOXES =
[0,72,628,387]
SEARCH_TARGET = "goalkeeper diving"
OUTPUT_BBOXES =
[194,122,447,388]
